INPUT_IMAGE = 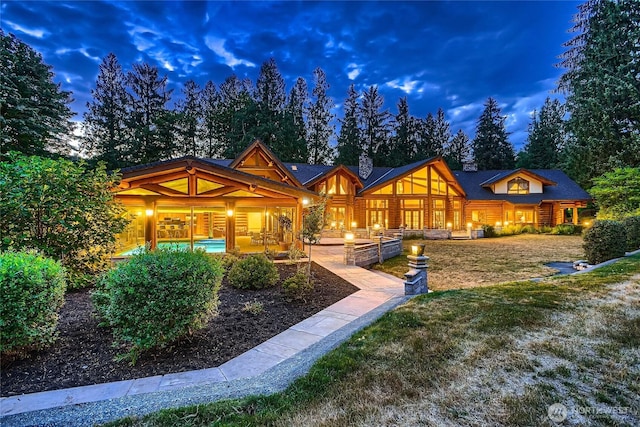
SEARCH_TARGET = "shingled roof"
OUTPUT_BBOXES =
[454,169,591,204]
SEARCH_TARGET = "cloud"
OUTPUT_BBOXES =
[204,36,255,69]
[384,77,440,96]
[3,20,48,38]
[346,63,361,80]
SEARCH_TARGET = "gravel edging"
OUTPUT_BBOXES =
[1,295,410,427]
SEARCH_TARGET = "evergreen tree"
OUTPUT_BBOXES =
[359,85,391,166]
[200,81,223,158]
[416,112,445,160]
[520,97,565,169]
[557,0,640,188]
[336,84,361,166]
[472,97,515,170]
[307,68,335,165]
[175,80,202,157]
[445,129,471,170]
[219,75,257,158]
[83,53,129,169]
[433,108,452,156]
[389,97,418,166]
[1,31,73,158]
[125,62,174,164]
[286,77,309,156]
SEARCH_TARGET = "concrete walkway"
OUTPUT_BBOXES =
[1,245,408,426]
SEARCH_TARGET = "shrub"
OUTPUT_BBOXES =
[583,220,626,264]
[500,224,523,236]
[241,300,264,315]
[0,154,128,289]
[623,216,640,251]
[521,225,538,234]
[227,254,279,290]
[551,224,582,235]
[481,224,497,238]
[92,247,223,363]
[211,253,240,272]
[0,251,66,357]
[282,270,314,301]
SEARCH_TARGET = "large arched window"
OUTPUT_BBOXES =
[507,178,529,194]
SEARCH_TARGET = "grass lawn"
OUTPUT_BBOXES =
[373,234,585,290]
[107,237,639,427]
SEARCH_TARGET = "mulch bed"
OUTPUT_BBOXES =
[1,262,358,397]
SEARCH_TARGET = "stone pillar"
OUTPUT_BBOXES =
[343,239,355,265]
[467,222,473,239]
[372,235,383,263]
[404,252,429,295]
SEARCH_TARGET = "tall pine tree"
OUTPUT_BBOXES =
[307,68,335,165]
[557,0,640,188]
[445,129,471,170]
[359,86,391,166]
[175,80,202,157]
[1,31,73,158]
[83,53,129,169]
[336,84,361,166]
[472,97,515,170]
[286,77,309,157]
[519,97,565,169]
[389,97,418,166]
[125,62,174,164]
[200,81,223,158]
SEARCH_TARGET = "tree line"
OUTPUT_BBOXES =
[2,0,639,189]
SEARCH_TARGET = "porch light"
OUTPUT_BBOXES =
[331,221,337,229]
[496,221,501,227]
[351,221,357,228]
[302,198,309,206]
[411,243,425,256]
[227,209,234,217]
[446,222,452,230]
[466,222,472,228]
[145,209,154,217]
[344,232,355,243]
[504,221,509,226]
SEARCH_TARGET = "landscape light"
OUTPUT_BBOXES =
[411,243,425,256]
[373,223,381,230]
[344,232,355,243]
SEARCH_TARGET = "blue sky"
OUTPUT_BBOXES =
[1,0,581,151]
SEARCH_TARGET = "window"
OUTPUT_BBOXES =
[367,199,388,228]
[430,169,447,195]
[516,210,534,223]
[432,199,446,229]
[508,178,529,194]
[472,210,487,223]
[372,183,393,195]
[400,199,423,229]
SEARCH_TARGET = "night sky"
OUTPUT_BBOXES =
[1,0,581,151]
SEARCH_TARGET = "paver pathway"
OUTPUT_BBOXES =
[1,244,408,426]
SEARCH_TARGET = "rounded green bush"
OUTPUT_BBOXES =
[0,251,67,356]
[282,270,314,301]
[227,254,279,289]
[623,216,640,251]
[92,247,223,363]
[583,220,626,264]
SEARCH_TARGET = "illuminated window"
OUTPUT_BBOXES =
[367,199,388,227]
[516,210,534,223]
[430,169,447,195]
[508,178,529,194]
[401,199,423,229]
[327,176,337,195]
[372,184,393,195]
[472,210,487,223]
[432,199,446,229]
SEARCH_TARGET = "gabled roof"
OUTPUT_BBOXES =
[454,169,591,203]
[303,164,364,190]
[228,139,303,188]
[479,168,557,188]
[356,157,466,197]
[118,156,317,199]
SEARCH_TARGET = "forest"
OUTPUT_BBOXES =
[1,0,638,190]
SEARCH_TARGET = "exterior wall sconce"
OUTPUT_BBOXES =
[145,209,154,217]
[496,221,502,227]
[466,222,472,229]
[227,209,234,217]
[351,221,357,228]
[302,198,309,206]
[411,243,425,257]
[446,222,452,230]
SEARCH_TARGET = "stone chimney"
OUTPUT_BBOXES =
[462,161,478,172]
[359,153,373,179]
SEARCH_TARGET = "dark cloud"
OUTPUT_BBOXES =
[1,0,581,150]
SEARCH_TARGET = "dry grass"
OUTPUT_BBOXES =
[373,234,585,290]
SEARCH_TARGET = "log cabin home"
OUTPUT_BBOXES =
[113,140,591,255]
